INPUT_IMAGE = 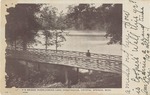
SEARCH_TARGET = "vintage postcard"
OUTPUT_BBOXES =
[0,0,150,95]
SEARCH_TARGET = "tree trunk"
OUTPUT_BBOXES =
[10,41,13,50]
[22,40,27,51]
[55,30,58,53]
[14,32,17,50]
[45,30,48,51]
[14,40,17,50]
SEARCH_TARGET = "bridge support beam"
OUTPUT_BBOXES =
[76,67,79,84]
[37,63,40,71]
[64,66,71,88]
[25,61,29,79]
[64,67,68,84]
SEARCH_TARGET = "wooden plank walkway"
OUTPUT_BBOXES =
[6,48,122,74]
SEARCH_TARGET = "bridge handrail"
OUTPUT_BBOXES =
[6,49,122,66]
[6,49,122,74]
[6,49,121,61]
[6,47,121,58]
[26,48,122,61]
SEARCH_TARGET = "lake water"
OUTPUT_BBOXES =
[34,31,121,56]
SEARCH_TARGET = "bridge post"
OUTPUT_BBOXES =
[37,63,40,71]
[64,67,68,84]
[76,67,79,84]
[64,66,71,88]
[25,61,29,79]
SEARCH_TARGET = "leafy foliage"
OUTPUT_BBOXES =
[66,4,122,44]
[36,5,67,51]
[104,4,122,44]
[6,4,41,50]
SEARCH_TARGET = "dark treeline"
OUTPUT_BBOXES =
[5,4,66,51]
[66,4,122,44]
[5,4,41,50]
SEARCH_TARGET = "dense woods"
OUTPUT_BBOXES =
[5,4,41,50]
[66,4,122,44]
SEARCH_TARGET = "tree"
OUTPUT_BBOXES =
[66,4,122,44]
[36,5,66,52]
[103,4,122,44]
[36,5,57,51]
[66,4,91,30]
[5,14,18,50]
[54,12,67,52]
[6,4,40,50]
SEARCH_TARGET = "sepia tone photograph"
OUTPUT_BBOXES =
[5,3,122,88]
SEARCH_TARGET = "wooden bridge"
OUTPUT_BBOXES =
[6,48,122,74]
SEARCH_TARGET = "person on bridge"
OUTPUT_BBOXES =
[86,50,91,57]
[86,50,92,74]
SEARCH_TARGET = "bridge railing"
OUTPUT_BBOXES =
[6,49,122,74]
[6,47,121,61]
[26,48,122,61]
